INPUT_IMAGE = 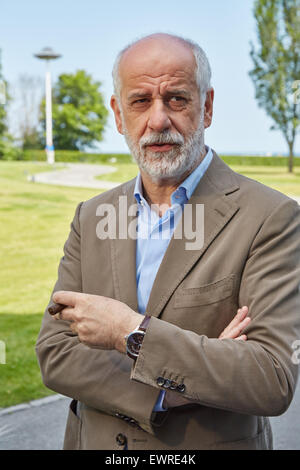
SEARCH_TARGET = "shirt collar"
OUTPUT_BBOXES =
[134,146,213,205]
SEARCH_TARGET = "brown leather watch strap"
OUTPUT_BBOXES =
[125,315,152,361]
[138,314,151,331]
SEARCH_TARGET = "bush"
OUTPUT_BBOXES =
[22,149,133,164]
[220,155,300,167]
[0,135,22,160]
[6,149,300,167]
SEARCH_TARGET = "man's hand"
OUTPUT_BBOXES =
[52,291,141,354]
[218,306,250,341]
[162,306,251,409]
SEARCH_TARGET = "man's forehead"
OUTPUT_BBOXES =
[118,36,196,85]
[125,72,194,97]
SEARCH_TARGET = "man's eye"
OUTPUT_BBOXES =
[169,96,187,107]
[133,98,148,104]
[170,96,185,102]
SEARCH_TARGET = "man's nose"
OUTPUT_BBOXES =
[147,99,171,132]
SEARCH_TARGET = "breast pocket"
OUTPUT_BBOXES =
[174,275,236,308]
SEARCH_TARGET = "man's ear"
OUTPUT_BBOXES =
[203,88,214,129]
[110,95,124,135]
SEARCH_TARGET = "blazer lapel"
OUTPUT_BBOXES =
[145,152,240,318]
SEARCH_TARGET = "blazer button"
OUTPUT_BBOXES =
[129,418,138,427]
[163,379,171,389]
[116,433,127,446]
[170,381,178,390]
[156,376,165,387]
[177,383,186,393]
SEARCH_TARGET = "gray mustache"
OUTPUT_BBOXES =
[140,131,184,147]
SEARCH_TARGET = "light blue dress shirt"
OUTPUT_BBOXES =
[134,146,213,411]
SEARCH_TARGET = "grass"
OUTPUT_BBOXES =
[231,165,300,196]
[0,158,299,408]
[96,160,300,196]
[96,162,139,182]
[0,314,57,407]
[0,161,102,408]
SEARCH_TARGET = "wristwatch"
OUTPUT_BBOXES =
[125,315,151,360]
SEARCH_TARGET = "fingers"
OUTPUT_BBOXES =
[52,290,81,308]
[53,307,76,322]
[235,334,247,341]
[228,316,251,339]
[219,306,251,340]
[229,306,249,329]
[69,322,78,335]
[219,307,247,337]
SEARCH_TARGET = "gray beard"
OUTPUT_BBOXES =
[122,112,206,183]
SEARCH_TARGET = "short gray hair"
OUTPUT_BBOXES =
[112,33,212,103]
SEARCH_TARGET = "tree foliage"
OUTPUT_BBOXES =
[15,74,44,150]
[0,49,20,160]
[0,49,8,137]
[40,69,108,151]
[249,0,300,172]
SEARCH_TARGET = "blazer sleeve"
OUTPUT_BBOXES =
[131,198,300,417]
[35,202,161,435]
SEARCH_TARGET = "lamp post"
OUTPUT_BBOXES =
[34,47,61,164]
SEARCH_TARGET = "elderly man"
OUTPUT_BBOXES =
[36,33,300,450]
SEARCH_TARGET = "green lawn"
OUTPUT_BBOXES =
[96,160,300,196]
[231,165,300,197]
[0,159,299,408]
[0,161,102,408]
[96,162,139,182]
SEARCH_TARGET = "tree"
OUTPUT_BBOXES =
[0,49,8,138]
[249,0,300,172]
[0,49,19,160]
[40,70,108,151]
[14,74,44,150]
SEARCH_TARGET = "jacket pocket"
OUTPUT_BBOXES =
[63,399,82,450]
[174,275,236,308]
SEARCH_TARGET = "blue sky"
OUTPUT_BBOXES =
[0,0,298,155]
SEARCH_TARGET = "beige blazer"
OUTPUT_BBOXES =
[36,151,300,450]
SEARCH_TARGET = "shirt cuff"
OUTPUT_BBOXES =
[153,390,168,412]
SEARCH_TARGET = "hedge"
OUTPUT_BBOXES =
[1,148,299,167]
[20,149,134,164]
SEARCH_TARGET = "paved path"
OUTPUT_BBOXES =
[1,383,300,450]
[0,395,70,450]
[33,163,122,190]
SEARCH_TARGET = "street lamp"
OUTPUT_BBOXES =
[34,47,61,164]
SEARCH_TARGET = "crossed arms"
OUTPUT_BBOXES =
[36,197,300,430]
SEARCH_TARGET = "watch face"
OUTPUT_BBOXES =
[127,331,145,357]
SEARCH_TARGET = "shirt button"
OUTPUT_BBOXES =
[116,433,127,446]
[156,376,165,387]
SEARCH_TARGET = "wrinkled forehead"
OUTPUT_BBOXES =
[118,37,197,93]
